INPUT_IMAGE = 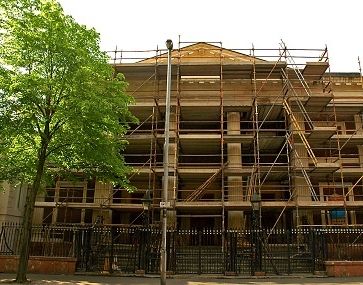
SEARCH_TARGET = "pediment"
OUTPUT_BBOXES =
[140,42,264,64]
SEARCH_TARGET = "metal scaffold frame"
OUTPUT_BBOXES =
[35,40,363,231]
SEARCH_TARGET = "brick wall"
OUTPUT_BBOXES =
[0,256,76,274]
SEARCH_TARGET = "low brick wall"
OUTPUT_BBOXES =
[0,256,77,274]
[325,261,363,277]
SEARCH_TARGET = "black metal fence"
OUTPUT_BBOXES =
[0,223,75,257]
[1,223,363,275]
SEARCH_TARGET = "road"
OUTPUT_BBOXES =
[2,274,363,285]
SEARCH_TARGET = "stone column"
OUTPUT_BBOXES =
[227,112,244,229]
[52,181,60,224]
[290,112,305,135]
[33,184,44,224]
[92,182,112,224]
[354,114,363,134]
[117,187,131,224]
[288,110,313,226]
[291,143,313,226]
[164,112,177,229]
[80,182,87,224]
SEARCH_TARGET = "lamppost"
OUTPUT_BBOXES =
[161,39,173,285]
[251,192,262,274]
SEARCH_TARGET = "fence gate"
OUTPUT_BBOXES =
[225,229,318,275]
[260,229,316,275]
[174,229,224,274]
[75,226,140,273]
[225,230,253,275]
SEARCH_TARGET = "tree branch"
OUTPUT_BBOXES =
[32,114,46,141]
[49,119,65,139]
[32,101,46,117]
[45,143,70,158]
[54,67,68,106]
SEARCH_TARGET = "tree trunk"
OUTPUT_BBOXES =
[15,145,47,283]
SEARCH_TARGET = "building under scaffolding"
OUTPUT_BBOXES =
[31,41,363,231]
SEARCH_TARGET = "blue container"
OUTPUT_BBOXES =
[330,209,345,219]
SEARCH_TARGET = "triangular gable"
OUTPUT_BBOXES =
[139,42,264,64]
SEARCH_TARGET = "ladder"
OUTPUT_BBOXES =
[285,134,319,202]
[184,164,226,202]
[283,99,318,166]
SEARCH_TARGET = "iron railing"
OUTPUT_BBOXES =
[1,223,363,275]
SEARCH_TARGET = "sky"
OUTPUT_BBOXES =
[57,0,362,72]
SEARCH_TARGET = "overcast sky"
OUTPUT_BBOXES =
[58,0,362,72]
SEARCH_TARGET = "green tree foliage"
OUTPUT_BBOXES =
[0,0,136,282]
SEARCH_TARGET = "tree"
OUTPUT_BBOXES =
[0,0,136,282]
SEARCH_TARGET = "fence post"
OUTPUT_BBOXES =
[198,230,202,275]
[225,231,229,274]
[137,227,145,272]
[72,227,76,258]
[323,228,328,269]
[109,226,114,273]
[311,228,316,273]
[250,228,254,275]
[171,229,176,274]
[287,229,291,275]
[229,231,237,274]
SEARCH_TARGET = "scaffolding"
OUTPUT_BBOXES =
[34,40,363,229]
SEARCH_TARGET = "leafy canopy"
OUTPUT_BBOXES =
[0,0,136,189]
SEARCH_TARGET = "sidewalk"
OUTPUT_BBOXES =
[2,274,363,285]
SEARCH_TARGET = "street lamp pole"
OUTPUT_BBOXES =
[161,39,173,285]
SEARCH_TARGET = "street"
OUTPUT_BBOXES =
[2,274,363,285]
